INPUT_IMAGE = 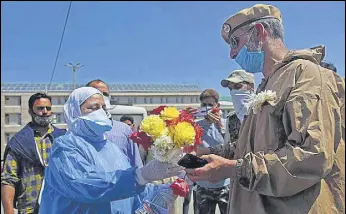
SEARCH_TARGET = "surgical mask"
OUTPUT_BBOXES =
[73,109,112,142]
[235,46,264,74]
[230,90,252,121]
[234,28,264,74]
[32,114,53,127]
[103,96,114,119]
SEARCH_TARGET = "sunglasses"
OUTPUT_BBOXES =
[228,83,246,91]
[229,27,254,49]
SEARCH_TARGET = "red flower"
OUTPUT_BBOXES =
[193,124,203,149]
[129,131,152,151]
[178,110,194,124]
[170,178,190,197]
[211,107,220,114]
[183,145,195,153]
[151,105,167,115]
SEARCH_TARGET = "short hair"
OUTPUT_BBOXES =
[28,93,52,110]
[199,89,219,103]
[246,18,284,41]
[120,115,134,124]
[320,62,337,73]
[85,79,109,88]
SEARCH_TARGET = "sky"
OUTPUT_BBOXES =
[1,1,345,96]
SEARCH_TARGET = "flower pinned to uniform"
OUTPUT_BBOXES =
[247,90,277,114]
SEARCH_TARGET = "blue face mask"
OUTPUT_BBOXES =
[73,109,113,142]
[229,90,252,121]
[235,45,264,74]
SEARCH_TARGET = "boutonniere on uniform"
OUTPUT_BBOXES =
[247,90,277,114]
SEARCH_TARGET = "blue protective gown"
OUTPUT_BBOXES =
[39,133,163,214]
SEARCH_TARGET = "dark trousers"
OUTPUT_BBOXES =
[195,185,229,214]
[183,184,197,214]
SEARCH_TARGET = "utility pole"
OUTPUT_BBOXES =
[64,62,84,89]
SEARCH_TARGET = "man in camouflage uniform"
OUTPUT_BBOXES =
[186,4,345,214]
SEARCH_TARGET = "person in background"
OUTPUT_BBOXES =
[194,89,229,214]
[1,93,66,214]
[120,115,135,131]
[186,4,345,213]
[196,70,255,161]
[221,70,254,143]
[86,79,143,168]
[38,87,183,214]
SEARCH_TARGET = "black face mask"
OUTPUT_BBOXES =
[31,112,53,127]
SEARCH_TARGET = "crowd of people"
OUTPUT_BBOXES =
[1,3,345,214]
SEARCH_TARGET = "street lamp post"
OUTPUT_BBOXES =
[64,62,84,89]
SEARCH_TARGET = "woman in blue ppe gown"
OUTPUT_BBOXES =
[39,87,183,214]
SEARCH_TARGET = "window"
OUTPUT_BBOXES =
[180,97,184,103]
[176,97,179,103]
[5,113,21,125]
[133,97,137,104]
[160,97,164,104]
[5,96,21,106]
[5,133,15,143]
[165,98,168,103]
[51,96,67,105]
[144,98,147,104]
[55,113,65,124]
[150,98,153,104]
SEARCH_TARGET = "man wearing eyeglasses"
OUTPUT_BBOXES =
[185,4,345,214]
[1,93,66,214]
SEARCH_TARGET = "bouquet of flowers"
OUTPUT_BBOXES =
[130,105,203,164]
[131,106,202,213]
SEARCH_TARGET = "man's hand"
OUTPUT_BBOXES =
[136,160,184,185]
[195,147,211,157]
[184,154,236,183]
[1,184,15,214]
[207,111,223,128]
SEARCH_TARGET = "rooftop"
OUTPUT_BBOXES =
[1,83,202,93]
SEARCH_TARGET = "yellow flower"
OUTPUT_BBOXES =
[160,107,180,120]
[171,122,196,147]
[140,115,166,140]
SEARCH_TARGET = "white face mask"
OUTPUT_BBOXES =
[103,96,114,119]
[229,90,252,121]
